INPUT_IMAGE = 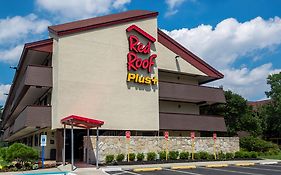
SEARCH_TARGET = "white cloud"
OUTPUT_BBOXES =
[0,84,11,105]
[211,64,281,100]
[163,16,281,69]
[0,45,23,64]
[163,16,281,100]
[0,14,50,64]
[36,0,131,21]
[165,0,195,17]
[0,14,50,46]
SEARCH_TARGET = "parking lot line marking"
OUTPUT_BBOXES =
[133,167,162,172]
[201,167,266,175]
[205,164,228,168]
[171,165,196,170]
[164,168,203,175]
[235,163,255,166]
[236,166,281,172]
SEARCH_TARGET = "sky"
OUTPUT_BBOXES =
[0,0,281,106]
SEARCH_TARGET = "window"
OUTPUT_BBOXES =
[34,134,38,146]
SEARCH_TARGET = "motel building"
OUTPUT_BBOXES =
[0,10,228,163]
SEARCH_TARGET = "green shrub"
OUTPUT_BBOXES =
[4,143,38,165]
[179,152,189,160]
[207,154,215,160]
[147,152,157,161]
[198,151,209,160]
[0,147,7,160]
[235,151,244,158]
[249,151,258,158]
[105,155,114,164]
[169,151,179,160]
[267,149,279,155]
[240,136,280,153]
[116,154,125,162]
[193,153,199,159]
[218,151,226,160]
[128,153,135,161]
[243,151,251,158]
[235,151,256,159]
[225,153,234,160]
[137,153,145,161]
[159,151,167,160]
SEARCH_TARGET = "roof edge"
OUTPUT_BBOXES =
[157,29,224,81]
[25,38,53,49]
[49,11,158,37]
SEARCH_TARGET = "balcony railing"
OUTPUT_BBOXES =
[159,112,226,132]
[159,81,225,104]
[13,65,52,107]
[13,106,51,134]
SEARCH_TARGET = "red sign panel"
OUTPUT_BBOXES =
[126,131,131,139]
[191,132,195,139]
[213,133,217,140]
[164,131,169,140]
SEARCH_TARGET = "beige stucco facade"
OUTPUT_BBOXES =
[51,16,208,131]
[51,18,160,130]
[157,42,207,76]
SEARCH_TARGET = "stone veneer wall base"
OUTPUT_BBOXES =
[83,136,239,163]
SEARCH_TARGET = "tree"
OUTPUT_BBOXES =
[266,72,281,111]
[201,90,262,136]
[259,72,281,138]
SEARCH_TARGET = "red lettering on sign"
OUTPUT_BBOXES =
[127,52,157,73]
[128,35,151,54]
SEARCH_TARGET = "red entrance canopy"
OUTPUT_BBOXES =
[61,115,104,128]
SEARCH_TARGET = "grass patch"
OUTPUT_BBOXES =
[259,152,281,160]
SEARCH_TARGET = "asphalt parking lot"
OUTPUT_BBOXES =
[106,163,281,175]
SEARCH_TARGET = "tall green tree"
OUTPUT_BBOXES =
[259,72,281,138]
[266,72,281,111]
[201,90,262,136]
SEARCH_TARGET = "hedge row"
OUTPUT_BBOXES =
[240,136,280,153]
[105,150,258,164]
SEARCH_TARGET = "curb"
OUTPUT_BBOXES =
[171,165,196,170]
[133,167,162,172]
[206,164,228,168]
[235,163,255,166]
[260,161,278,165]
